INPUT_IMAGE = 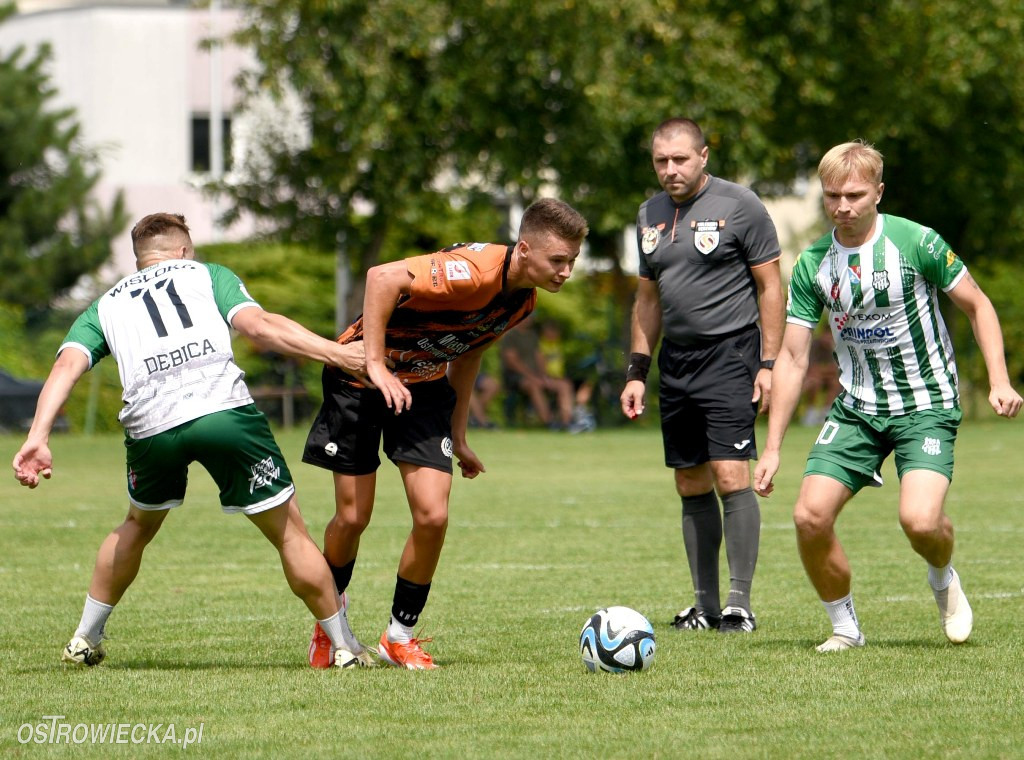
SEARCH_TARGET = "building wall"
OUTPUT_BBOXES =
[1,1,254,279]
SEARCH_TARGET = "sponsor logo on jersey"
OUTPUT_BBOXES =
[640,226,661,254]
[441,437,453,458]
[445,260,472,281]
[839,325,896,342]
[830,281,841,301]
[872,270,890,291]
[467,242,487,251]
[249,456,281,493]
[143,339,217,374]
[946,250,956,267]
[692,219,722,255]
[324,442,338,457]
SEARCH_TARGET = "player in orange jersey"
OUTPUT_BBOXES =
[302,198,589,669]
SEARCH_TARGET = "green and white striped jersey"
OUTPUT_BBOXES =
[787,214,966,416]
[60,260,259,438]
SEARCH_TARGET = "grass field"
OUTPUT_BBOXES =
[1,421,1022,758]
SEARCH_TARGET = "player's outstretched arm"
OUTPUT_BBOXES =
[230,307,371,383]
[946,273,1023,418]
[13,348,89,488]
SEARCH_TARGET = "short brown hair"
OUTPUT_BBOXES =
[818,140,884,187]
[131,213,191,257]
[518,198,589,244]
[651,118,705,151]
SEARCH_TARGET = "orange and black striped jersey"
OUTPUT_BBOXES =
[336,243,535,385]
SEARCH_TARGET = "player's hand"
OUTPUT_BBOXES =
[366,360,412,413]
[12,443,53,489]
[989,383,1023,418]
[753,450,780,497]
[453,442,485,479]
[753,368,772,414]
[620,380,646,420]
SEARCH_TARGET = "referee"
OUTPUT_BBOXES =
[621,117,785,634]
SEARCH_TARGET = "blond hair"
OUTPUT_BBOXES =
[818,140,884,187]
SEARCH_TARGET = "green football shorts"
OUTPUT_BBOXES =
[804,401,961,494]
[124,404,295,514]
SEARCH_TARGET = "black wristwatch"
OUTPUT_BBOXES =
[759,359,776,370]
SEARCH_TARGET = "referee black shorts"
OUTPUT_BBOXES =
[658,326,760,469]
[302,369,457,476]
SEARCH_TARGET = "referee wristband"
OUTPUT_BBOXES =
[626,353,652,382]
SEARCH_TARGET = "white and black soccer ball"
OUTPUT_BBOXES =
[579,606,656,673]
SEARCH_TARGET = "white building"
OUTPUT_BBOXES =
[1,0,254,278]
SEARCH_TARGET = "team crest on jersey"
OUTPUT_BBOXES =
[445,260,472,281]
[640,226,661,254]
[692,219,722,255]
[848,265,861,285]
[872,270,890,291]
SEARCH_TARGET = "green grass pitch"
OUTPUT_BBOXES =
[1,422,1022,758]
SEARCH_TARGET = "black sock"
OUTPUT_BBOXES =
[722,488,760,611]
[681,490,722,616]
[327,558,355,596]
[391,575,431,628]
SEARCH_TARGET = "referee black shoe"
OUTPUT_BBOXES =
[718,605,757,633]
[670,606,721,631]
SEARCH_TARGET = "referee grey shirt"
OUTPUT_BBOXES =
[636,175,781,347]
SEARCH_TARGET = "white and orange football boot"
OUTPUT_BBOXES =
[377,632,437,670]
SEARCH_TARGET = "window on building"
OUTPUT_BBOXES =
[191,115,232,173]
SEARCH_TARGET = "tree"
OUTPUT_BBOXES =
[739,0,1024,262]
[0,3,127,315]
[222,0,779,323]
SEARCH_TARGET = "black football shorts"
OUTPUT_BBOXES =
[302,369,457,476]
[657,326,760,469]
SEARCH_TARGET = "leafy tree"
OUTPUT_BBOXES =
[740,0,1024,262]
[222,0,778,324]
[0,3,127,315]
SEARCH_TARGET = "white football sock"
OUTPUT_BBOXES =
[386,615,414,644]
[928,562,954,591]
[75,595,114,642]
[822,593,861,639]
[317,612,346,651]
[336,594,361,650]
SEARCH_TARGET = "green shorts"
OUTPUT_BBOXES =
[804,401,961,494]
[124,404,295,514]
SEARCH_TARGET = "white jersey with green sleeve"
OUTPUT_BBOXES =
[787,214,966,416]
[60,261,260,438]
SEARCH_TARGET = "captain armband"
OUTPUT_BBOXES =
[625,353,652,382]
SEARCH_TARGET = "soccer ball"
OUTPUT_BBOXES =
[579,606,656,673]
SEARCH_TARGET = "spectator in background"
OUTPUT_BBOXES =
[468,372,501,429]
[800,329,841,426]
[500,315,575,430]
